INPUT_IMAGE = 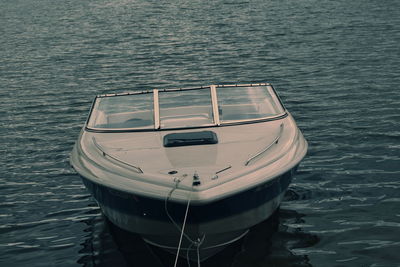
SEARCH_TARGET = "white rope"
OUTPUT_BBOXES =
[196,235,205,267]
[165,175,210,267]
[144,230,247,250]
[186,242,194,267]
[186,235,205,267]
[164,178,195,244]
[173,191,192,267]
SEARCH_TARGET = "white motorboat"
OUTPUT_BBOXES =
[70,83,307,262]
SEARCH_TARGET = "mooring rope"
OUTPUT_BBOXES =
[185,234,206,267]
[163,178,249,267]
[186,242,195,267]
[195,235,205,267]
[165,174,209,267]
[173,190,192,267]
[165,177,199,267]
[165,178,195,244]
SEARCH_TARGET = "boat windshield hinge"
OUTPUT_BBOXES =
[245,123,284,166]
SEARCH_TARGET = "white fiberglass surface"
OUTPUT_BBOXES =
[158,88,214,128]
[87,93,154,129]
[216,86,284,122]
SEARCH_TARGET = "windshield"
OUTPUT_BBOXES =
[159,88,214,128]
[217,85,284,122]
[87,93,154,129]
[86,84,285,131]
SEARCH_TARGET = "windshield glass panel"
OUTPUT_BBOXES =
[86,85,285,131]
[159,88,214,128]
[87,93,154,129]
[217,86,284,122]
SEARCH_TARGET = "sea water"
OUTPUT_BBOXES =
[1,0,399,266]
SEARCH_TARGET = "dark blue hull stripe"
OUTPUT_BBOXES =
[81,167,296,223]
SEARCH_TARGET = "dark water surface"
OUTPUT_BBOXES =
[1,0,399,266]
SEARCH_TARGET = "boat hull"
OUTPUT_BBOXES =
[79,166,297,261]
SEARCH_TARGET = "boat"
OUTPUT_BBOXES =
[70,83,308,262]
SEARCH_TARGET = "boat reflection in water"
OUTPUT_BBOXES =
[71,83,308,262]
[77,207,316,266]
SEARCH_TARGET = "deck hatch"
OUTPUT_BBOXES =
[163,131,218,147]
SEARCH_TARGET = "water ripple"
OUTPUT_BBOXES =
[1,0,400,266]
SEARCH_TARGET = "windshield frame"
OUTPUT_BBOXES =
[85,83,287,133]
